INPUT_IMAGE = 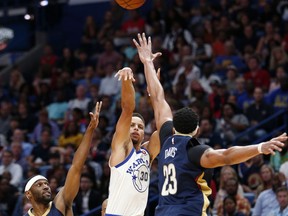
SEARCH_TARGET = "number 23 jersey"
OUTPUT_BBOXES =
[156,121,213,216]
[106,147,150,216]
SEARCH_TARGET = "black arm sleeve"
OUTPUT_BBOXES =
[159,121,173,147]
[188,144,211,167]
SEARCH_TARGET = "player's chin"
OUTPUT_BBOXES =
[132,138,139,145]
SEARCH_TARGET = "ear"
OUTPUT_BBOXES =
[25,191,32,200]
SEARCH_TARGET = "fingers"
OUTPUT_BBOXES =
[137,33,143,45]
[95,101,102,115]
[133,38,140,48]
[114,68,134,81]
[142,32,147,45]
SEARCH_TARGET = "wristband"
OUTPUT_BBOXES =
[257,143,263,154]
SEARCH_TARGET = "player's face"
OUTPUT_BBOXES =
[31,180,52,204]
[130,117,145,145]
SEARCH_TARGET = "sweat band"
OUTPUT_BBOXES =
[25,175,47,192]
[257,143,263,154]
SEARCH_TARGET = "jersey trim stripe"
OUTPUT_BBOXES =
[115,148,135,168]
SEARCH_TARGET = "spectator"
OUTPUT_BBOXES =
[0,175,19,215]
[245,87,274,139]
[162,19,193,52]
[269,65,287,93]
[225,65,239,93]
[270,140,288,172]
[58,120,83,149]
[98,63,121,96]
[56,47,76,75]
[279,161,288,181]
[66,85,91,117]
[0,101,13,137]
[243,55,270,92]
[198,117,224,149]
[10,141,30,176]
[253,172,286,216]
[74,174,102,214]
[16,102,37,134]
[0,150,23,187]
[269,46,288,73]
[222,195,246,216]
[96,40,123,77]
[191,34,213,68]
[217,177,251,216]
[31,109,60,144]
[214,166,244,212]
[28,128,55,167]
[266,75,288,112]
[256,21,282,64]
[238,154,265,193]
[255,164,274,198]
[10,129,33,156]
[46,90,69,123]
[214,40,246,78]
[216,103,249,145]
[81,15,99,55]
[268,186,288,216]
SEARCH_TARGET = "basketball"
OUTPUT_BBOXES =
[115,0,146,10]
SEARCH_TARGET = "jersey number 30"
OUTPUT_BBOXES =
[161,164,177,196]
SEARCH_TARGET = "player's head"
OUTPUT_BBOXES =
[173,107,199,136]
[130,113,145,145]
[24,175,52,204]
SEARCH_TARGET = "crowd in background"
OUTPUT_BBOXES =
[0,0,288,215]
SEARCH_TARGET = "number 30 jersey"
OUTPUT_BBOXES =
[105,147,150,216]
[156,121,213,216]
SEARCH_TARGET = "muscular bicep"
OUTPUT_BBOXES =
[200,148,227,168]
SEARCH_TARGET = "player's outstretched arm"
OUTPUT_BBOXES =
[110,67,136,166]
[201,133,287,168]
[133,33,172,131]
[55,101,102,209]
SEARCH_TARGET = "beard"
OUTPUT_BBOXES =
[132,137,139,145]
[35,192,52,204]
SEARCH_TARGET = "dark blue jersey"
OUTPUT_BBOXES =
[25,202,64,216]
[156,121,213,216]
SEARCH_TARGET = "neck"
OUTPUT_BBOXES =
[30,201,51,216]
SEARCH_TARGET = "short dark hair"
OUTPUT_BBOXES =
[132,113,145,126]
[173,107,199,134]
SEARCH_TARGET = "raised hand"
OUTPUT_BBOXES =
[114,67,135,82]
[133,33,162,64]
[260,133,287,155]
[89,101,102,128]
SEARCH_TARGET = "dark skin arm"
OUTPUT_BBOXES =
[201,133,287,168]
[54,101,102,214]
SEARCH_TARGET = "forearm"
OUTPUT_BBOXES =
[72,123,95,170]
[143,60,164,106]
[222,145,260,165]
[121,80,135,112]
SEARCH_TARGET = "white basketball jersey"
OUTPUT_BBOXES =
[105,147,150,216]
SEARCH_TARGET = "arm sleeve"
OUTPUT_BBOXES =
[159,121,173,147]
[188,143,211,167]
